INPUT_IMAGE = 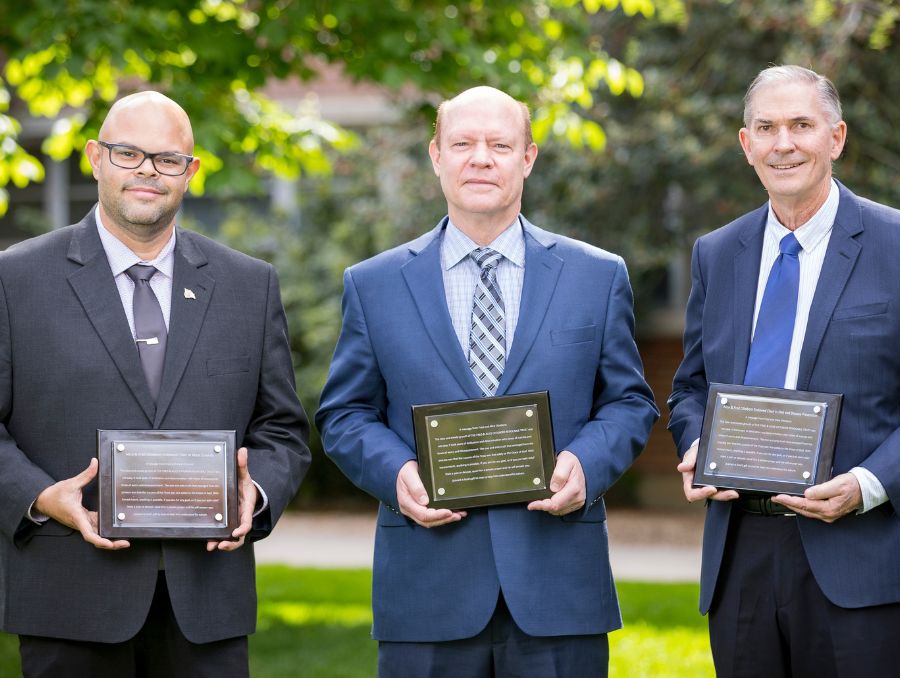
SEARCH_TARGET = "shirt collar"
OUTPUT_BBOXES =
[95,209,177,279]
[765,179,839,254]
[441,216,526,271]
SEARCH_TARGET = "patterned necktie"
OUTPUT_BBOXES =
[126,264,168,401]
[468,248,506,397]
[743,232,802,388]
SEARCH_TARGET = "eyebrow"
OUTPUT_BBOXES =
[753,116,816,125]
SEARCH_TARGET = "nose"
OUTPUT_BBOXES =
[773,126,796,153]
[469,141,494,167]
[134,155,160,176]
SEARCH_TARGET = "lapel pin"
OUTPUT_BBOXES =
[184,288,196,300]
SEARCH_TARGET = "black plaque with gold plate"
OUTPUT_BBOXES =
[412,391,557,510]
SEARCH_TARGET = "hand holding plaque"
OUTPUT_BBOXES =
[693,384,842,496]
[412,391,557,510]
[98,430,238,539]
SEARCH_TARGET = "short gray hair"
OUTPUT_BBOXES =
[743,65,842,127]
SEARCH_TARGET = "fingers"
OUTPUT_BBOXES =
[236,447,249,477]
[527,451,585,516]
[75,458,100,487]
[78,511,130,550]
[395,461,466,528]
[771,473,862,523]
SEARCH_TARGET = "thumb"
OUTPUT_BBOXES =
[403,468,429,506]
[74,458,99,487]
[236,447,249,476]
[550,457,573,493]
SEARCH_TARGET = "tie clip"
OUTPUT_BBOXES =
[136,337,160,345]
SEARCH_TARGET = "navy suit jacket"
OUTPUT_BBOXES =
[669,182,900,613]
[0,209,310,643]
[316,216,658,641]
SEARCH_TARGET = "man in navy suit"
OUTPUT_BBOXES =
[316,86,658,677]
[669,65,900,676]
[0,92,310,677]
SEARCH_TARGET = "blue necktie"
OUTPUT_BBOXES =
[469,248,505,396]
[743,233,802,388]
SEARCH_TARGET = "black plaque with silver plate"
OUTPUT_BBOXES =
[98,429,237,539]
[693,384,842,495]
[412,391,557,510]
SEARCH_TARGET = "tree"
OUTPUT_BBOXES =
[0,0,676,214]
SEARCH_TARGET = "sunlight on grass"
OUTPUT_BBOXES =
[257,601,372,628]
[610,622,715,677]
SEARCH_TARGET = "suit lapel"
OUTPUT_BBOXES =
[402,224,481,398]
[796,185,862,390]
[153,230,214,426]
[66,214,157,422]
[731,210,767,383]
[496,222,562,395]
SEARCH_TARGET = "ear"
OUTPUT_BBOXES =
[738,128,754,165]
[85,140,103,179]
[522,142,538,179]
[183,156,201,187]
[829,121,847,161]
[428,138,441,177]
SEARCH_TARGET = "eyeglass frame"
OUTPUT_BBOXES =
[97,141,195,177]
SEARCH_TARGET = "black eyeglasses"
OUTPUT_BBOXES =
[98,141,194,176]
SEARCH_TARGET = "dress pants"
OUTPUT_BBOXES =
[378,592,608,678]
[709,508,900,678]
[19,572,248,678]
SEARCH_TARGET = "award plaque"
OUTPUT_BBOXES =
[98,430,237,539]
[412,391,557,510]
[693,384,842,495]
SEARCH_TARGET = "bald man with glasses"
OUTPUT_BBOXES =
[0,91,310,678]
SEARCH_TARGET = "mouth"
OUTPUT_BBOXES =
[769,162,804,171]
[124,185,165,198]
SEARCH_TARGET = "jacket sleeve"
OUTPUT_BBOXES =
[667,238,709,457]
[315,269,416,509]
[565,258,660,507]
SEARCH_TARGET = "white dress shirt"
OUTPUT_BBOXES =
[752,180,885,511]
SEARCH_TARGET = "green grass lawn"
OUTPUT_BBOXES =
[0,567,713,677]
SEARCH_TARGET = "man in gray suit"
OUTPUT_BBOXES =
[0,91,310,677]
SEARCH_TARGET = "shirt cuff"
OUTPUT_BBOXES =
[27,501,50,525]
[252,480,269,518]
[848,467,888,513]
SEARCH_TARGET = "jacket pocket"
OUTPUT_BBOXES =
[550,325,597,346]
[207,355,250,376]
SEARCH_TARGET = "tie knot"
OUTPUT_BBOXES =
[470,248,502,272]
[126,264,158,284]
[779,233,802,257]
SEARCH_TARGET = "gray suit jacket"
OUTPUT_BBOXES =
[0,209,310,643]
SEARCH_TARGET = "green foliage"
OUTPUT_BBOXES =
[0,0,675,214]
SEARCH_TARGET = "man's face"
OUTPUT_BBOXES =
[86,103,199,239]
[428,92,537,228]
[739,81,846,209]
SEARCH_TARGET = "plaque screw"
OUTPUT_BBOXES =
[117,512,126,520]
[533,478,541,485]
[813,406,821,414]
[720,397,728,405]
[709,462,717,470]
[430,420,438,428]
[525,409,533,417]
[214,445,222,453]
[215,513,223,521]
[116,444,125,452]
[802,471,811,479]
[437,488,445,495]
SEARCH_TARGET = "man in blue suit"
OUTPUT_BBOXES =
[316,86,658,677]
[669,65,900,676]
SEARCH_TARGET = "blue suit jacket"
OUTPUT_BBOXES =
[668,182,900,613]
[316,217,658,641]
